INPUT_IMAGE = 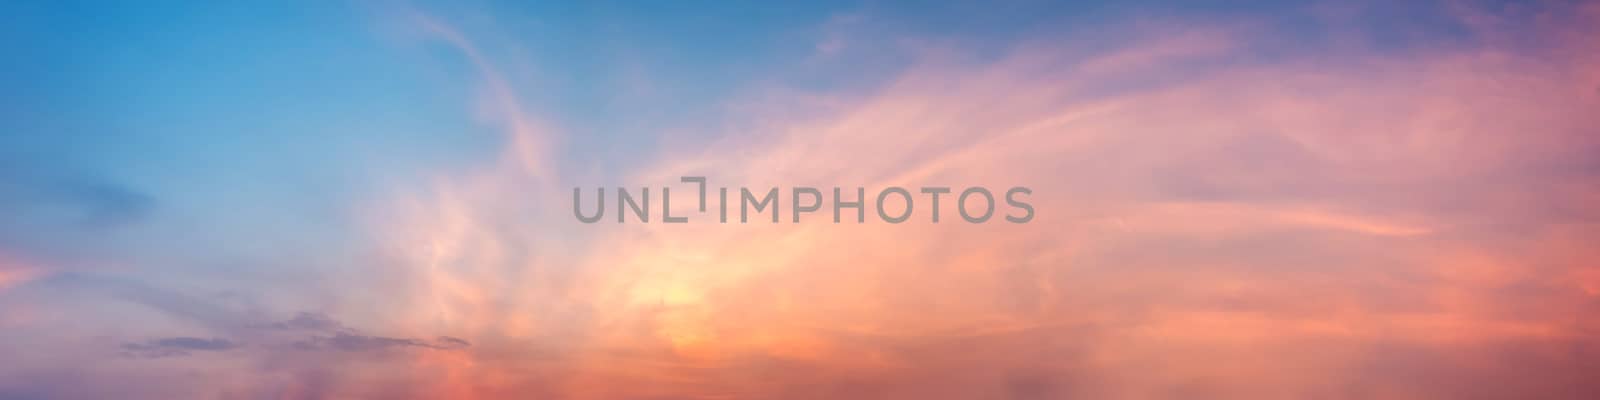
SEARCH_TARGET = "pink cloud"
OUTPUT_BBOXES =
[11,2,1595,398]
[333,3,1600,398]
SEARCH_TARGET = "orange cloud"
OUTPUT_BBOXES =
[308,2,1600,398]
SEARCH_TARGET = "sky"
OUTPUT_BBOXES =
[1,0,1598,398]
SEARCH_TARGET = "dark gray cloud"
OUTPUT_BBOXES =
[120,337,239,358]
[55,276,472,357]
[294,333,472,352]
[254,312,472,352]
[434,336,471,349]
[34,275,473,361]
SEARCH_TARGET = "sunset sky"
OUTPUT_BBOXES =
[2,1,1598,398]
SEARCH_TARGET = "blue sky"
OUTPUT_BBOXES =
[2,1,1598,398]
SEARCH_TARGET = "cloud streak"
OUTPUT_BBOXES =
[121,337,239,358]
[336,2,1600,398]
[2,1,1597,399]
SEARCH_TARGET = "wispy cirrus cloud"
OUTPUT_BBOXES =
[2,1,1597,399]
[312,1,1600,399]
[120,337,239,358]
